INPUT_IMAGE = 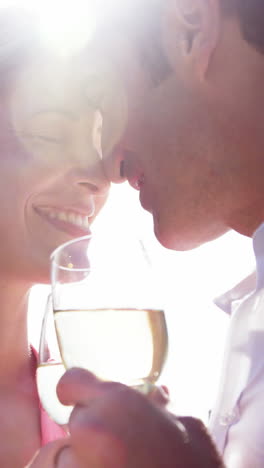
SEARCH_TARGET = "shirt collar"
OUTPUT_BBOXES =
[253,222,264,290]
[214,271,256,315]
[214,223,264,314]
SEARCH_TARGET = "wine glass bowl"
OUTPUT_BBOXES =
[37,295,73,425]
[37,232,168,423]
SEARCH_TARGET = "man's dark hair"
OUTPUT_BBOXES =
[222,0,264,54]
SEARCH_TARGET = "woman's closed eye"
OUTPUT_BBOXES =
[20,132,65,144]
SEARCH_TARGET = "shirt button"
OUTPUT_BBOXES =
[219,407,240,426]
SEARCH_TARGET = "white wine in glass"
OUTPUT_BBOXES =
[38,233,168,424]
[54,307,167,389]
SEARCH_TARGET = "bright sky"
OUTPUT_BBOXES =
[6,0,255,423]
[1,0,100,56]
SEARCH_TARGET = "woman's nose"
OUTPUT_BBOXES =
[66,145,110,196]
[69,113,111,194]
[77,174,110,196]
[74,161,110,196]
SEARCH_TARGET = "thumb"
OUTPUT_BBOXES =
[148,385,170,407]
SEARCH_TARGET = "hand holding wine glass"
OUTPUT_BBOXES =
[37,232,168,424]
[34,233,223,468]
[31,370,224,468]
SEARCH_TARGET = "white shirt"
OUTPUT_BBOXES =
[209,223,264,468]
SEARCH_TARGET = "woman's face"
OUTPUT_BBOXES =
[0,57,110,283]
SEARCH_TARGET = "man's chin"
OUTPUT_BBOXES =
[153,222,202,252]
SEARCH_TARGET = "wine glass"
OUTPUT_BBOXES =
[37,232,168,424]
[37,294,73,425]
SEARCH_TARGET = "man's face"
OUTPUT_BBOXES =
[97,1,264,250]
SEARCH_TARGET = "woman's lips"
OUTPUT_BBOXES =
[34,206,92,237]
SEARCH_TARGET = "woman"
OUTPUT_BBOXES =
[0,7,222,468]
[0,7,109,467]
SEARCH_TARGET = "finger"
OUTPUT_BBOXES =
[178,417,224,466]
[148,385,170,407]
[161,385,170,397]
[58,368,166,428]
[68,397,191,468]
[57,368,105,406]
[68,415,127,468]
[55,446,86,468]
[65,384,148,466]
[26,438,70,468]
[57,368,133,408]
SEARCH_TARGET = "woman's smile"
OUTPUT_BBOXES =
[34,206,92,237]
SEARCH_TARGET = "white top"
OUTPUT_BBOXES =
[209,223,264,468]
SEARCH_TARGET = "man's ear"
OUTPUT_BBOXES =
[163,0,221,81]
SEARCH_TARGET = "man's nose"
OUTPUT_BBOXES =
[102,145,126,184]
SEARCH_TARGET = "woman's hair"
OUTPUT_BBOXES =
[0,8,45,90]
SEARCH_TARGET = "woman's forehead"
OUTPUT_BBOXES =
[7,58,91,118]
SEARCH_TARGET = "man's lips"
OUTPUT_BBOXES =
[117,147,152,211]
[127,173,145,191]
[34,206,92,237]
[126,174,152,212]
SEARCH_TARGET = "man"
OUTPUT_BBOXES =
[31,1,264,466]
[101,1,264,465]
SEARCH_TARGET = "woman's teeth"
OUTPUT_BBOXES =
[40,209,90,229]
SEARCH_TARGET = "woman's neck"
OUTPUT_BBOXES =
[0,276,33,382]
